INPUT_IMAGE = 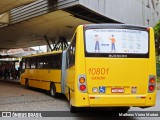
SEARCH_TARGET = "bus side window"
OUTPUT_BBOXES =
[50,54,62,69]
[37,57,43,69]
[20,59,25,70]
[67,34,76,67]
[20,59,25,74]
[26,58,30,69]
[37,62,43,68]
[55,61,61,69]
[56,54,62,69]
[31,58,36,69]
[22,62,25,69]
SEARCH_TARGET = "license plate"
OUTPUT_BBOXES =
[111,88,124,93]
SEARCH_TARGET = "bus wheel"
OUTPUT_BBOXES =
[119,107,130,113]
[50,83,56,98]
[110,107,130,113]
[69,102,77,113]
[25,79,29,89]
[69,91,77,112]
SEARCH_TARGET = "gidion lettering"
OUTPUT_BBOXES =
[88,68,109,80]
[91,76,105,80]
[88,68,109,75]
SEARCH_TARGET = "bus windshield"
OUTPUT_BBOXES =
[85,29,148,55]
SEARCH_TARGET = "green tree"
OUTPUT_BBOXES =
[154,20,160,55]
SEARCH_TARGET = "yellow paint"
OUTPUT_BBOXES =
[20,51,62,92]
[66,25,156,108]
[20,25,156,110]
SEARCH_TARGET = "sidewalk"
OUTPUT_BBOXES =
[0,79,20,84]
[157,83,160,90]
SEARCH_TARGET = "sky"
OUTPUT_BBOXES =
[31,45,47,52]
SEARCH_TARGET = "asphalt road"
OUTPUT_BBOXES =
[0,79,159,120]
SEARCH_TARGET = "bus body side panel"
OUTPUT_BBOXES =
[20,69,36,87]
[45,69,61,92]
[20,75,26,85]
[71,25,89,107]
[29,69,42,88]
[20,69,62,93]
[146,28,156,106]
[34,69,61,92]
[66,66,75,102]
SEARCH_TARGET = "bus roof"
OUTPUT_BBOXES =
[83,24,148,30]
[22,50,63,58]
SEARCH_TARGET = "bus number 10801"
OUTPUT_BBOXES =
[88,68,109,75]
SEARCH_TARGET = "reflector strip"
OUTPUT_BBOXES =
[141,96,146,99]
[90,97,95,99]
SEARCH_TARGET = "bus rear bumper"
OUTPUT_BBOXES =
[88,94,156,107]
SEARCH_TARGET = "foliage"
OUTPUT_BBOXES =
[154,20,160,34]
[157,77,160,83]
[154,20,160,55]
[156,56,160,64]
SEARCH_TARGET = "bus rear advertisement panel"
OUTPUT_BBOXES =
[85,29,148,54]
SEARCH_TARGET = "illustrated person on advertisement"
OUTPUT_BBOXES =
[94,35,100,52]
[109,35,116,52]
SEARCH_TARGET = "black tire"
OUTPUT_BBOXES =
[70,104,77,113]
[69,89,77,113]
[50,83,56,98]
[110,107,130,113]
[25,79,29,89]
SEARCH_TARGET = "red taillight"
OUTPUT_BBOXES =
[148,76,156,93]
[80,85,86,91]
[149,85,154,91]
[78,75,87,92]
[149,78,155,84]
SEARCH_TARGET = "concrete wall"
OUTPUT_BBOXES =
[79,0,160,26]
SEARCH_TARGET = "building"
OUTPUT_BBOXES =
[0,0,159,49]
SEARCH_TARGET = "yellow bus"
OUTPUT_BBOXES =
[20,51,63,97]
[20,24,156,113]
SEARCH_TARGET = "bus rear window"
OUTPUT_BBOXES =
[85,29,148,56]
